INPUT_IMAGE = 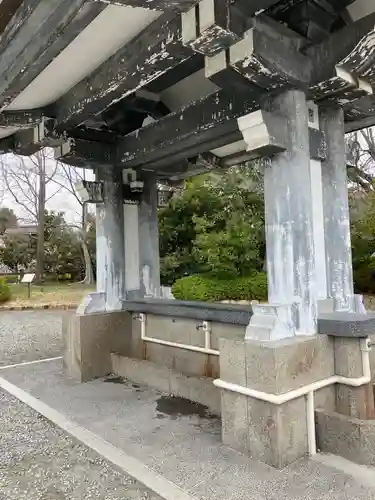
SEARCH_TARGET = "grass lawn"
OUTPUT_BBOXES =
[7,282,95,306]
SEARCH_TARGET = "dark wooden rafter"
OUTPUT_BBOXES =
[116,88,263,169]
[91,0,197,12]
[120,90,170,119]
[0,135,15,155]
[146,54,204,92]
[0,1,106,109]
[0,0,24,38]
[0,0,106,109]
[93,0,282,14]
[54,90,327,173]
[208,23,312,92]
[306,12,375,103]
[181,0,252,57]
[0,110,45,128]
[208,13,375,105]
[53,13,193,130]
[54,138,116,167]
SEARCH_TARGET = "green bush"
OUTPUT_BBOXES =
[0,278,11,303]
[171,273,267,302]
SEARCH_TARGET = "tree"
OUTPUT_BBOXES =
[159,164,265,284]
[0,234,34,273]
[346,129,375,192]
[0,149,61,282]
[0,207,17,234]
[43,211,83,280]
[50,163,95,284]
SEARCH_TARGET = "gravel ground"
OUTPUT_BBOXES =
[0,311,67,366]
[0,389,162,500]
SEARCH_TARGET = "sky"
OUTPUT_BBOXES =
[0,149,95,225]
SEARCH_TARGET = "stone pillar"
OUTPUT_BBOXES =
[102,167,126,311]
[308,102,328,301]
[262,90,317,336]
[319,106,358,312]
[124,202,141,298]
[95,203,107,294]
[138,172,161,297]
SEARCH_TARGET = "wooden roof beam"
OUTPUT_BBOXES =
[53,12,193,130]
[0,0,105,110]
[93,0,282,14]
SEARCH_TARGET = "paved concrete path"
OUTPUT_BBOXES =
[0,310,68,366]
[0,388,161,500]
[1,359,375,500]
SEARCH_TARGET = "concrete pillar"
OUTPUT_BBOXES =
[319,106,354,312]
[264,90,317,335]
[308,102,328,301]
[95,203,107,294]
[124,203,141,297]
[139,173,161,297]
[102,167,126,310]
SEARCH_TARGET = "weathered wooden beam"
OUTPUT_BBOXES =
[54,13,193,130]
[228,27,312,90]
[92,0,197,12]
[54,138,116,167]
[0,110,45,128]
[116,86,326,170]
[0,0,24,37]
[205,51,253,91]
[205,20,311,93]
[94,0,281,13]
[308,12,375,87]
[182,0,251,56]
[345,115,375,133]
[116,88,264,169]
[0,136,15,155]
[0,0,105,109]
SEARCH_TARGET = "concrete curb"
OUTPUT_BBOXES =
[0,372,198,500]
[0,303,77,311]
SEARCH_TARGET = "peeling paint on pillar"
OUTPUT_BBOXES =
[124,202,141,293]
[320,106,354,311]
[95,203,107,294]
[139,172,161,298]
[102,167,126,310]
[308,101,328,300]
[264,90,317,335]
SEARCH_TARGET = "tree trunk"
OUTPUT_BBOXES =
[80,237,95,285]
[78,202,95,285]
[35,152,45,283]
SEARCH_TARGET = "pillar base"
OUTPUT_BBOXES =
[77,292,106,315]
[63,311,132,382]
[219,335,334,468]
[317,295,366,315]
[245,303,296,341]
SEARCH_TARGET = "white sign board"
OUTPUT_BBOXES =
[21,273,35,284]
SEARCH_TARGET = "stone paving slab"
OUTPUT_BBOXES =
[0,388,162,500]
[2,359,375,500]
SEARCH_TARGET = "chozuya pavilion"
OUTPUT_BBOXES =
[2,0,375,468]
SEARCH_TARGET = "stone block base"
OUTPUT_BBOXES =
[222,390,308,468]
[316,409,375,466]
[63,311,132,382]
[111,353,221,415]
[219,335,334,468]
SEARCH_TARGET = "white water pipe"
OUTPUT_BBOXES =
[133,313,219,356]
[214,338,372,457]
